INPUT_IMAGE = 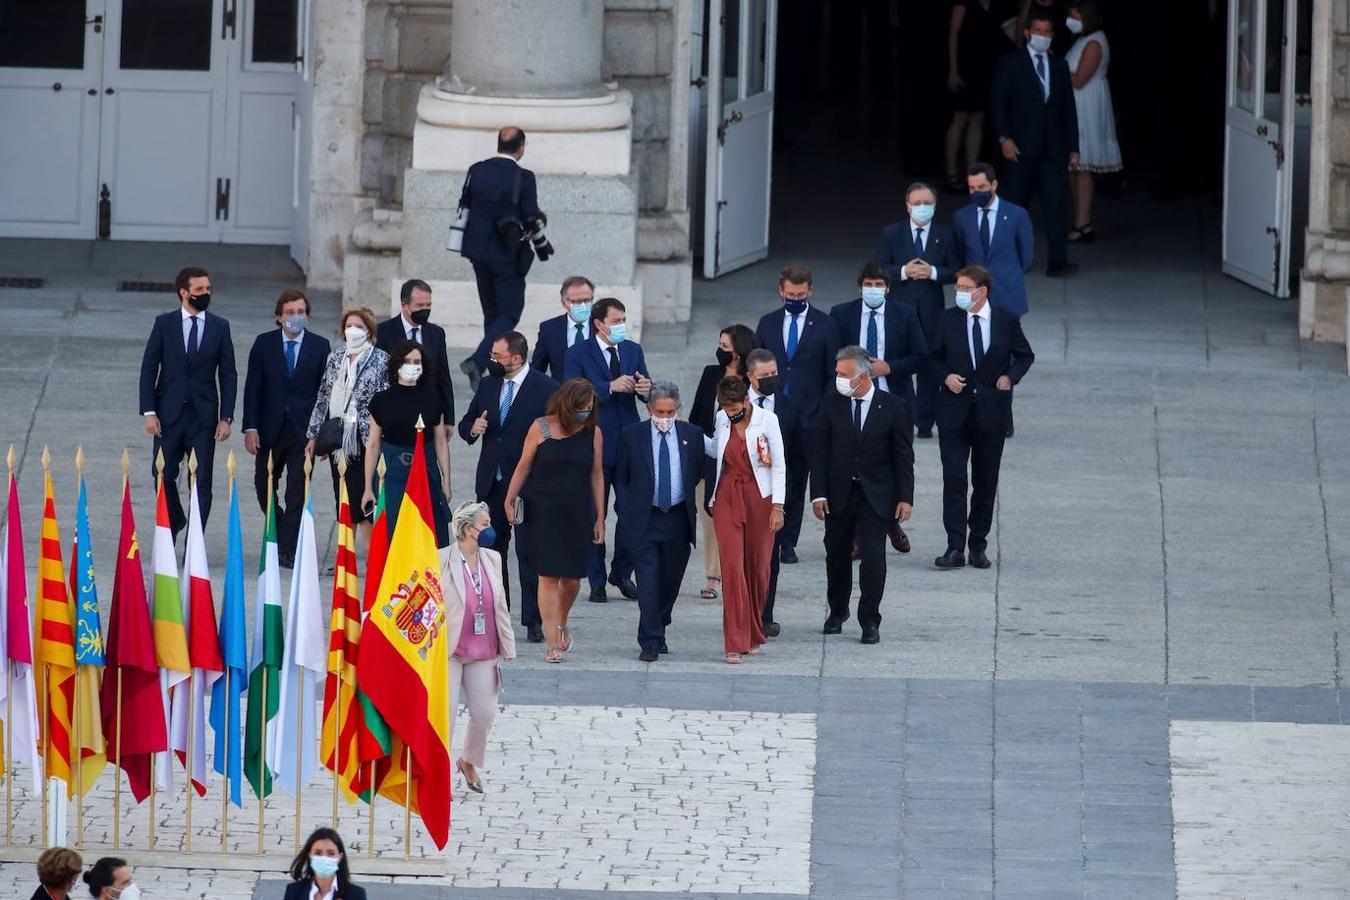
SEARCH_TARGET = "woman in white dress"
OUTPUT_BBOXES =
[1065,0,1121,243]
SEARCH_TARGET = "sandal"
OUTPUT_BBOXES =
[725,653,742,665]
[700,577,721,600]
[546,647,564,663]
[1068,223,1095,243]
[559,624,573,653]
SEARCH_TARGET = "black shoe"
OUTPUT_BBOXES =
[459,357,482,391]
[822,616,844,635]
[526,623,546,643]
[860,627,880,645]
[1045,262,1079,277]
[607,574,638,600]
[588,585,608,603]
[935,549,966,569]
[763,621,781,638]
[278,552,295,570]
[639,648,659,662]
[780,546,799,564]
[969,549,992,569]
[658,640,669,654]
[916,427,933,439]
[1005,423,1015,439]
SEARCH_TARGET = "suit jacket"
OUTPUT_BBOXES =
[754,305,839,430]
[457,156,540,265]
[438,544,516,662]
[281,880,368,900]
[375,315,456,424]
[990,48,1079,163]
[876,220,957,342]
[614,419,704,554]
[138,310,238,428]
[530,313,577,382]
[242,329,330,446]
[689,364,727,438]
[828,298,928,410]
[457,368,557,500]
[563,338,651,468]
[952,199,1035,316]
[810,388,914,520]
[926,305,1035,433]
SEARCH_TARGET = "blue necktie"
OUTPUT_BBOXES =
[411,326,420,344]
[1036,53,1047,100]
[972,315,986,368]
[786,314,800,361]
[914,227,925,256]
[494,379,516,480]
[285,339,297,376]
[656,430,672,511]
[187,315,199,356]
[980,208,991,255]
[866,311,879,358]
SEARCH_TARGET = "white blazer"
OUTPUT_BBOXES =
[439,544,517,663]
[703,404,786,506]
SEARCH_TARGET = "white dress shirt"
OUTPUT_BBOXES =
[402,315,425,342]
[966,303,993,369]
[748,386,776,413]
[181,305,206,351]
[781,307,808,351]
[858,305,890,394]
[650,420,685,507]
[811,386,876,504]
[309,882,335,900]
[977,195,1001,246]
[565,318,590,348]
[498,361,530,409]
[897,222,940,282]
[1027,44,1050,100]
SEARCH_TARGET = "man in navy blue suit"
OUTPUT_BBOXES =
[375,279,457,423]
[458,331,557,643]
[138,266,238,536]
[242,290,330,567]
[991,9,1080,277]
[564,297,652,602]
[744,349,797,637]
[754,264,840,564]
[877,181,957,438]
[952,163,1035,317]
[613,382,704,661]
[457,126,541,384]
[531,275,594,382]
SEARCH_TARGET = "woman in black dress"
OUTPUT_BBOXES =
[945,0,1018,189]
[505,378,604,663]
[362,340,453,547]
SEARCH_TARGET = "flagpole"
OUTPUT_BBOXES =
[113,450,127,851]
[295,453,313,854]
[332,455,346,829]
[150,449,165,853]
[74,447,84,848]
[367,760,375,858]
[223,451,235,854]
[403,744,412,860]
[39,447,51,847]
[6,446,14,848]
[259,450,274,858]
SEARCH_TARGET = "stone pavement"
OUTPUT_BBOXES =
[3,153,1350,897]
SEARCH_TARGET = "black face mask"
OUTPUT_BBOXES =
[409,308,431,326]
[715,348,734,368]
[756,375,780,397]
[188,292,211,311]
[485,359,509,379]
[728,409,747,425]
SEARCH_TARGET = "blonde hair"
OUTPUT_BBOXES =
[451,501,491,540]
[338,306,377,336]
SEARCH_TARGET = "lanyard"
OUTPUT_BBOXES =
[462,558,485,613]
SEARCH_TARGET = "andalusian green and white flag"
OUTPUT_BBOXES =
[243,491,284,798]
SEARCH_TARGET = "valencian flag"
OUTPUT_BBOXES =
[99,477,167,802]
[1,459,42,789]
[321,473,362,803]
[356,424,452,848]
[68,468,107,794]
[169,471,223,795]
[349,473,393,802]
[243,490,284,798]
[36,461,77,790]
[271,490,325,794]
[209,473,249,806]
[151,473,190,791]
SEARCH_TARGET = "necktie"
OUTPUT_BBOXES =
[866,311,879,358]
[187,315,199,356]
[411,326,420,344]
[786,314,800,360]
[1035,53,1047,99]
[914,227,925,256]
[285,339,297,376]
[972,315,986,368]
[757,397,765,409]
[607,346,621,380]
[495,379,516,480]
[657,430,672,511]
[980,208,991,255]
[853,398,863,432]
[574,322,584,346]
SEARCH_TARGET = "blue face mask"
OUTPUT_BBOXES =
[861,286,887,309]
[476,525,497,548]
[310,856,340,879]
[955,290,976,311]
[568,302,591,324]
[910,204,935,225]
[783,298,809,316]
[970,190,993,208]
[606,322,627,344]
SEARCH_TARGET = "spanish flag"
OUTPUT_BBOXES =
[356,423,451,848]
[36,459,76,790]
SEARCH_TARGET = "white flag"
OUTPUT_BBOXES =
[169,479,222,795]
[270,495,326,793]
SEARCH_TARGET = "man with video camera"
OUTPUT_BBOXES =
[456,125,552,391]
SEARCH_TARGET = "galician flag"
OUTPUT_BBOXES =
[151,473,190,791]
[1,457,42,790]
[169,471,223,795]
[36,461,77,791]
[243,491,283,799]
[209,471,249,806]
[67,467,107,796]
[356,425,452,848]
[270,491,326,794]
[321,471,362,803]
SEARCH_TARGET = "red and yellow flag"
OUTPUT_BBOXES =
[321,472,362,803]
[36,462,76,788]
[355,427,451,848]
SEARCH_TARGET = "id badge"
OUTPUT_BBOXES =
[473,609,487,636]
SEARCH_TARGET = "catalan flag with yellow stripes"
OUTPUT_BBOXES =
[320,471,362,803]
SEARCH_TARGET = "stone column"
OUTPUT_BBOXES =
[443,0,608,99]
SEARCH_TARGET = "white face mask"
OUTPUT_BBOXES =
[398,363,423,382]
[1027,33,1052,53]
[113,885,141,900]
[1065,16,1084,34]
[652,415,675,433]
[345,326,368,347]
[835,375,857,397]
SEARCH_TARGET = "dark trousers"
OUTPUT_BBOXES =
[822,482,889,630]
[1001,154,1070,267]
[764,533,784,626]
[483,478,541,627]
[780,443,807,549]
[633,508,692,651]
[252,421,306,558]
[588,467,634,590]
[939,406,1007,553]
[153,407,216,535]
[914,372,940,432]
[470,259,526,369]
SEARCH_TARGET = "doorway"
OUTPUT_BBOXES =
[0,0,299,244]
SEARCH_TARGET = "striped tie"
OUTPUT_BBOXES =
[495,379,516,481]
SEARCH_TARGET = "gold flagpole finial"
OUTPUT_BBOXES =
[377,455,387,478]
[41,445,51,471]
[267,449,275,478]
[188,448,198,477]
[155,448,166,477]
[5,445,14,472]
[121,448,130,476]
[75,447,85,474]
[336,454,347,477]
[227,449,237,479]
[415,414,426,432]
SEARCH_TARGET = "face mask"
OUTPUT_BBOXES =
[606,322,627,345]
[282,314,306,335]
[910,204,936,225]
[398,363,423,382]
[715,348,734,367]
[955,291,975,311]
[970,190,993,208]
[309,855,340,878]
[188,292,211,311]
[727,409,747,425]
[652,416,675,433]
[1065,16,1083,33]
[112,886,141,900]
[835,375,858,397]
[577,409,592,421]
[783,298,809,316]
[861,286,887,309]
[408,308,431,326]
[1027,33,1052,53]
[568,302,592,324]
[755,375,780,397]
[475,525,497,548]
[345,326,368,348]
[485,359,509,379]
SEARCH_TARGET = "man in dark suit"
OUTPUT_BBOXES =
[810,346,914,644]
[952,163,1035,317]
[877,181,958,438]
[928,266,1035,570]
[744,349,797,637]
[531,275,594,381]
[138,266,238,535]
[613,381,704,662]
[991,9,1080,277]
[563,297,652,602]
[754,264,840,565]
[457,125,541,385]
[242,290,330,567]
[457,331,557,643]
[375,279,456,423]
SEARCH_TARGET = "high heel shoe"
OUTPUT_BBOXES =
[456,758,484,794]
[1068,223,1095,243]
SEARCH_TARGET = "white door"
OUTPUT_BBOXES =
[702,0,778,279]
[0,0,105,239]
[289,0,314,269]
[1222,0,1298,296]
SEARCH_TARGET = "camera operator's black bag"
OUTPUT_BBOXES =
[494,167,535,278]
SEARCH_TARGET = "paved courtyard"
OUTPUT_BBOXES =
[2,153,1350,897]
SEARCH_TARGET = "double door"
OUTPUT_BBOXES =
[0,0,302,244]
